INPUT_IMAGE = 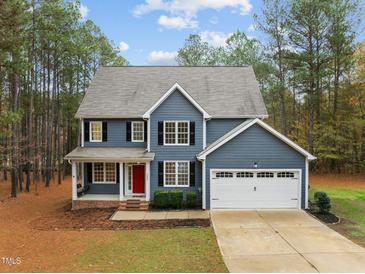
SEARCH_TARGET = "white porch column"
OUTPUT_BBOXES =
[81,162,84,187]
[119,162,124,200]
[202,159,206,209]
[72,161,77,200]
[145,161,151,201]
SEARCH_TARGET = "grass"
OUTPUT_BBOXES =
[0,178,227,273]
[309,180,365,247]
[76,227,228,273]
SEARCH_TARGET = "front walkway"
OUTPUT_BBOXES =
[211,209,365,273]
[111,210,210,221]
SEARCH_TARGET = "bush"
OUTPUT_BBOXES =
[186,191,197,208]
[169,190,183,209]
[154,190,170,208]
[314,192,331,214]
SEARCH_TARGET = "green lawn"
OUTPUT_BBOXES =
[309,185,365,247]
[74,227,228,273]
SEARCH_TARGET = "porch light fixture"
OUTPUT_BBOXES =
[253,162,258,168]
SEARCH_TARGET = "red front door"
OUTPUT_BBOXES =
[132,165,145,193]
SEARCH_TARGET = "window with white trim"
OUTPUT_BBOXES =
[236,172,254,178]
[215,172,233,178]
[90,121,102,142]
[164,161,189,187]
[132,121,144,142]
[164,121,189,145]
[257,172,274,178]
[277,172,295,178]
[93,162,116,183]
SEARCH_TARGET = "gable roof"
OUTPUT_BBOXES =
[75,66,268,119]
[197,118,316,161]
[143,83,211,119]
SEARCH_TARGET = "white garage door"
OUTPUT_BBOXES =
[210,170,301,209]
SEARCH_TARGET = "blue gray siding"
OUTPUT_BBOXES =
[150,90,203,200]
[205,124,307,209]
[206,118,246,144]
[84,119,146,147]
[83,163,120,194]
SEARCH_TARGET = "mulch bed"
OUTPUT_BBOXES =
[306,202,340,224]
[30,204,210,231]
[307,210,340,224]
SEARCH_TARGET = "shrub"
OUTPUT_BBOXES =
[154,190,170,208]
[169,190,183,209]
[186,191,197,208]
[314,192,331,214]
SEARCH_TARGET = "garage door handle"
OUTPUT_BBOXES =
[291,198,298,200]
[254,186,256,191]
[212,198,219,200]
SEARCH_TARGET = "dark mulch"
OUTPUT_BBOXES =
[307,210,340,224]
[30,204,210,231]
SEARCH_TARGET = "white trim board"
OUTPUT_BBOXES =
[197,118,316,161]
[142,83,211,119]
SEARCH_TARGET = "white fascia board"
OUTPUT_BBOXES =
[142,83,211,119]
[198,118,316,161]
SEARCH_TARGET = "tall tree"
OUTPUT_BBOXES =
[255,0,290,135]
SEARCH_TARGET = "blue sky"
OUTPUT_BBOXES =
[79,0,364,65]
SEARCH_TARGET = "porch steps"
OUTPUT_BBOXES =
[118,199,150,211]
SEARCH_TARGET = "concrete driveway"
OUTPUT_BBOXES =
[211,210,365,273]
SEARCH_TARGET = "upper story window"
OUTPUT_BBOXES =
[164,121,189,145]
[90,121,102,142]
[132,121,144,142]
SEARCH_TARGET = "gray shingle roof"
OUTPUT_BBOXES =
[75,66,268,119]
[64,147,155,161]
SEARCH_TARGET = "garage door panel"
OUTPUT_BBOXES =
[210,170,300,209]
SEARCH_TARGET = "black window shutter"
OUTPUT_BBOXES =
[126,122,131,142]
[84,121,90,142]
[102,121,107,142]
[190,161,195,186]
[158,161,164,186]
[116,163,120,184]
[189,121,195,145]
[86,163,92,183]
[158,121,164,145]
[144,121,147,142]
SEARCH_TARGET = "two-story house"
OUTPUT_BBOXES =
[64,66,316,210]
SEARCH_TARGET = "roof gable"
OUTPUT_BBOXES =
[143,83,210,119]
[197,118,316,160]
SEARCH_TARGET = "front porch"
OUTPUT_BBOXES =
[64,147,155,209]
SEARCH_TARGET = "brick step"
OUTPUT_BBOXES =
[118,200,150,211]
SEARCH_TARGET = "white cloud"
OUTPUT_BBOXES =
[247,23,256,32]
[133,0,253,17]
[200,31,232,47]
[79,3,89,20]
[148,50,177,65]
[119,41,129,52]
[158,15,198,29]
[209,16,219,25]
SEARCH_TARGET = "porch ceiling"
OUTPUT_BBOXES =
[64,147,155,162]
